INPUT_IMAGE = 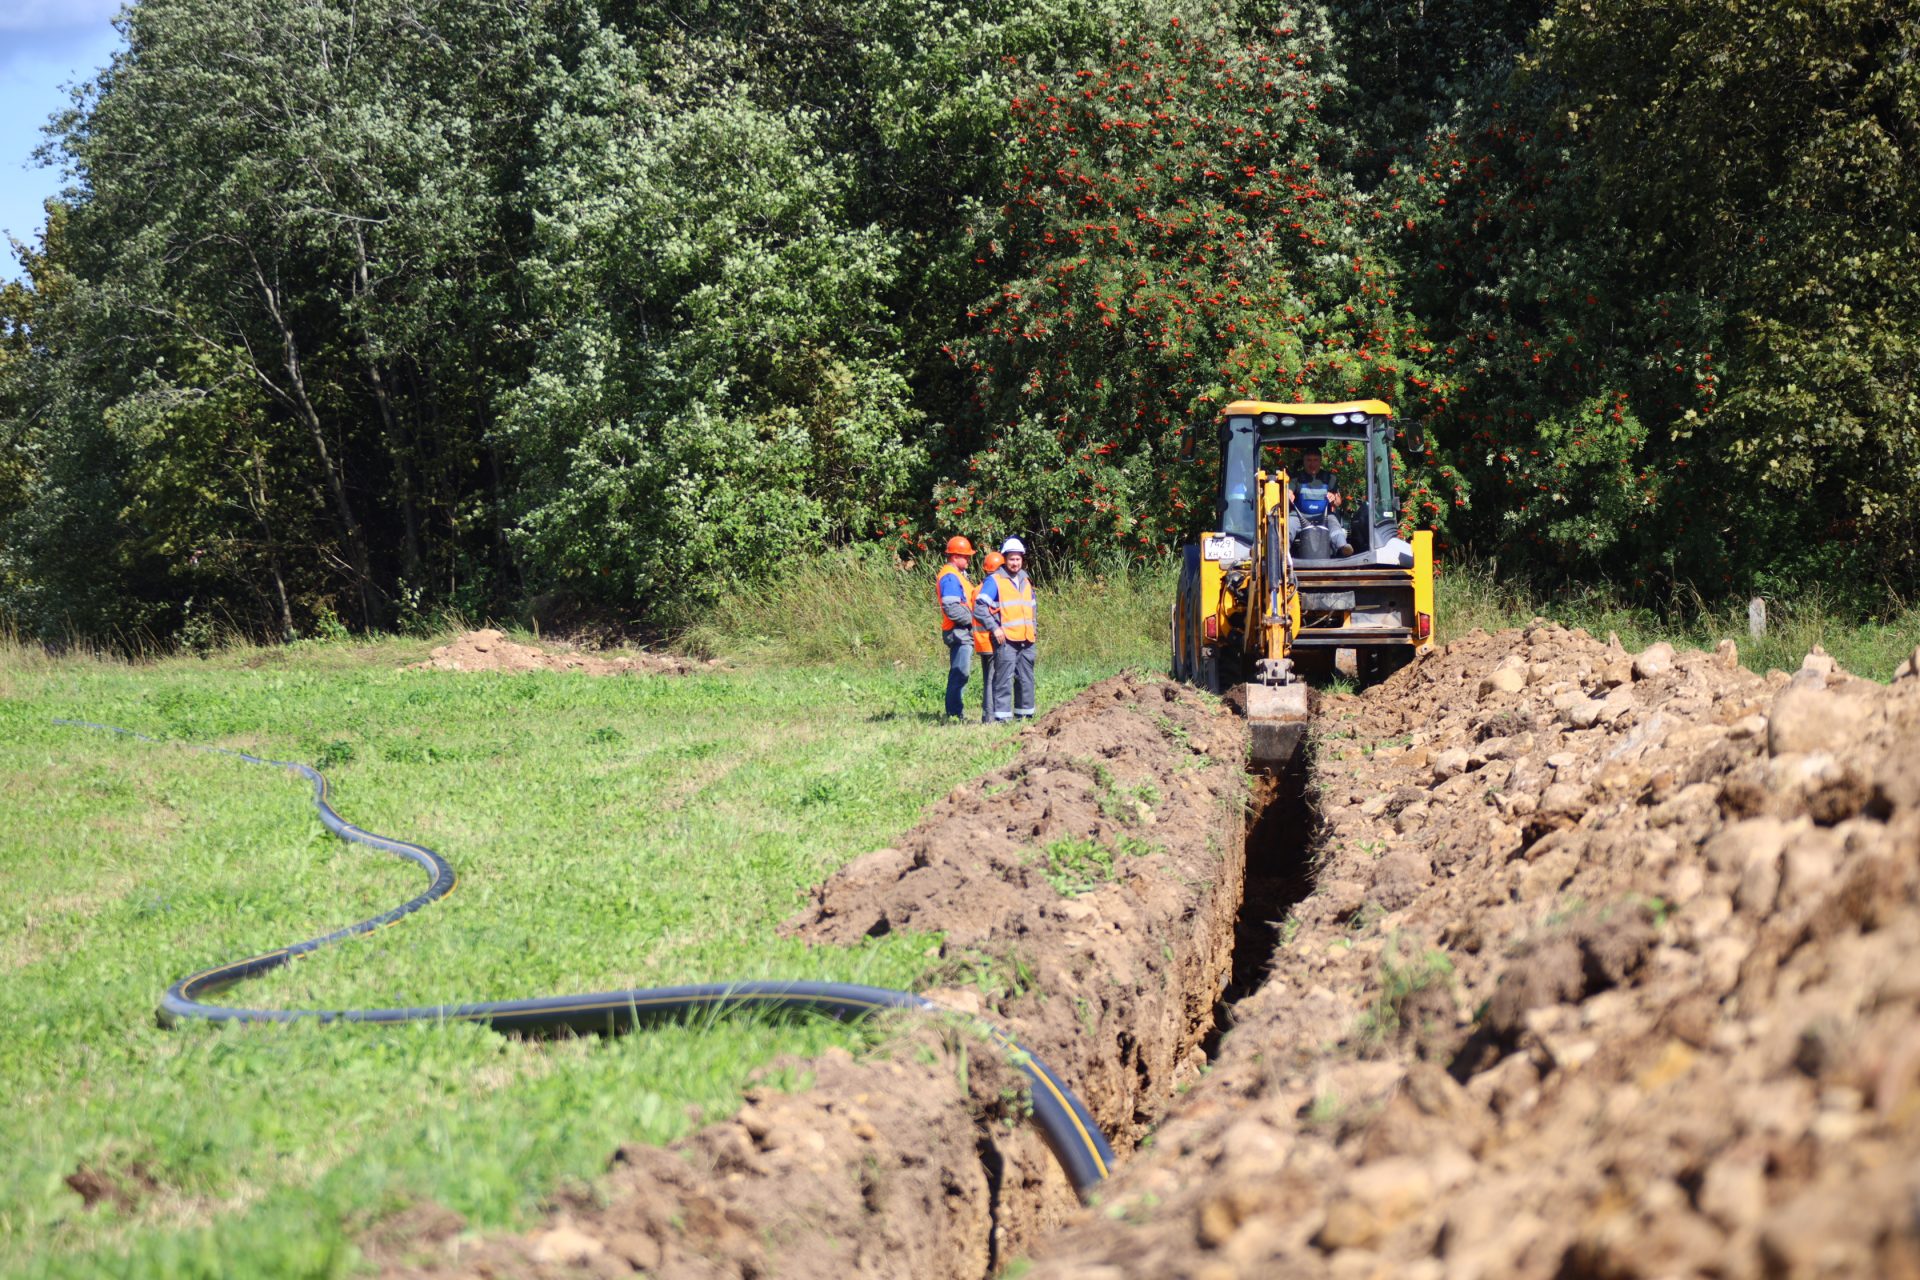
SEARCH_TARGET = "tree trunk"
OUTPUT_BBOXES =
[349,224,425,587]
[249,254,377,628]
[249,446,296,641]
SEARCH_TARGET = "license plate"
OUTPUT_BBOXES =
[1203,535,1249,562]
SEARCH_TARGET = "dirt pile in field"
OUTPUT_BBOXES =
[410,629,713,675]
[381,672,1253,1279]
[375,1044,994,1280]
[1026,627,1920,1279]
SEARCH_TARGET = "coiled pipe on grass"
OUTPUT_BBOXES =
[56,720,1116,1194]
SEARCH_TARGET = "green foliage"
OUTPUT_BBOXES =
[4,0,558,639]
[1393,0,1920,602]
[502,51,927,610]
[948,11,1464,563]
[2,0,1915,646]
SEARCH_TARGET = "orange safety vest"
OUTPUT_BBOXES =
[992,571,1036,643]
[936,568,977,633]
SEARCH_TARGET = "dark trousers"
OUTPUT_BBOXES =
[944,631,971,719]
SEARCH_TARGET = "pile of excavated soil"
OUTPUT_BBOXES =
[382,673,1254,1279]
[410,629,715,676]
[1028,627,1920,1279]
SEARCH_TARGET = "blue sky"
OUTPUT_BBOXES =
[2,0,125,278]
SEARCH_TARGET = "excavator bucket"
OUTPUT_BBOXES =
[1245,683,1309,770]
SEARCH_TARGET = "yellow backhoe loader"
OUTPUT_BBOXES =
[1171,399,1435,768]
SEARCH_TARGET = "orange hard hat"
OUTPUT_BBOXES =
[945,536,975,557]
[983,550,1005,574]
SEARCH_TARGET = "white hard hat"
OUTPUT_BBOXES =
[1001,537,1026,555]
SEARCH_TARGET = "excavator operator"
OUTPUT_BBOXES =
[1288,447,1353,557]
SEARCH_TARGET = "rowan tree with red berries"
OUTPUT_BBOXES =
[941,12,1468,567]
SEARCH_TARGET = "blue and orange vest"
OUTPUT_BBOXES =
[938,569,995,654]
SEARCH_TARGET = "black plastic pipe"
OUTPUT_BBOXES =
[56,720,1115,1194]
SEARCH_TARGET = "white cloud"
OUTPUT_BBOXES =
[0,0,124,35]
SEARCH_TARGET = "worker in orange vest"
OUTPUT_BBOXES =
[936,536,979,721]
[975,537,1037,721]
[976,550,1005,722]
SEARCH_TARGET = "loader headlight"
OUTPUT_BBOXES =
[1259,412,1280,426]
[1332,413,1350,424]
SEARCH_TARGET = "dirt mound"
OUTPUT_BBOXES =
[381,672,1255,1278]
[383,1043,992,1279]
[787,673,1255,1238]
[1026,626,1920,1279]
[410,629,713,675]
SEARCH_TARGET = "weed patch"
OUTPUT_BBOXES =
[1355,937,1456,1048]
[1039,838,1116,897]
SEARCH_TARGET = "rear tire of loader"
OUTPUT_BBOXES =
[1358,647,1413,687]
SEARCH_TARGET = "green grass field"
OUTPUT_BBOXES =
[0,632,1148,1279]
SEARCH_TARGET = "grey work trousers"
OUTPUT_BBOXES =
[980,650,998,722]
[992,640,1036,720]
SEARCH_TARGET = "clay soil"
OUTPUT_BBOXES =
[411,629,715,676]
[1028,626,1920,1280]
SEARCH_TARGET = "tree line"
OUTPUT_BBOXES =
[1,0,1913,645]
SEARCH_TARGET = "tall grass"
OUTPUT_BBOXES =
[682,551,1918,683]
[16,553,1912,684]
[681,550,1177,672]
[1437,560,1920,681]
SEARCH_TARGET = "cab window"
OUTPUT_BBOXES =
[1220,417,1259,542]
[1370,430,1396,522]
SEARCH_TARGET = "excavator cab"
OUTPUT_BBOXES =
[1172,399,1436,768]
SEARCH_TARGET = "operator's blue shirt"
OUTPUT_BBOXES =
[1290,468,1341,498]
[1291,467,1340,518]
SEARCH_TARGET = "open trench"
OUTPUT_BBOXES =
[427,633,1920,1280]
[933,693,1331,1275]
[1200,755,1323,1066]
[954,703,1330,1276]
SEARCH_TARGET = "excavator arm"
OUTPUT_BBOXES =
[1245,470,1309,768]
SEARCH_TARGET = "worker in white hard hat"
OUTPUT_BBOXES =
[974,537,1037,721]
